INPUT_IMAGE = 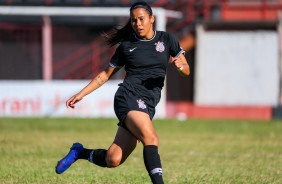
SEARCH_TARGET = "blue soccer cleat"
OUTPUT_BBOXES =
[55,142,84,174]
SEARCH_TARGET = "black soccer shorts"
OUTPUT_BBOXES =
[114,86,155,130]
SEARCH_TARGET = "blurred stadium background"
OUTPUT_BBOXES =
[0,0,282,120]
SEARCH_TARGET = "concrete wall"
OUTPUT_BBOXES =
[195,25,279,106]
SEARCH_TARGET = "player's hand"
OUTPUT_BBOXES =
[169,56,183,70]
[66,94,83,109]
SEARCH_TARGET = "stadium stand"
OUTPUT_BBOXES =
[1,0,282,79]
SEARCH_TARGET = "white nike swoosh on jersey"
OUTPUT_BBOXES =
[129,47,137,52]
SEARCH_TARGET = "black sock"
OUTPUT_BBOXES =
[78,148,92,160]
[143,145,164,184]
[78,148,108,167]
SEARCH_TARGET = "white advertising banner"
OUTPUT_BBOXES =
[0,80,118,117]
[0,80,166,118]
[195,25,279,106]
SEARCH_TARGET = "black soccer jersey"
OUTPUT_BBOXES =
[109,31,184,108]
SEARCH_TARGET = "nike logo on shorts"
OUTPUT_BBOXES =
[129,47,137,52]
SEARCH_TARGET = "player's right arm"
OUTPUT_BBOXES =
[66,66,120,108]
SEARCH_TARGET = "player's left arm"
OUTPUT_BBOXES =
[170,54,190,76]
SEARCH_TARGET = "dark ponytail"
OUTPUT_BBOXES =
[104,19,134,47]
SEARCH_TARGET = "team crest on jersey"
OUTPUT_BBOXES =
[155,41,165,53]
[137,99,146,109]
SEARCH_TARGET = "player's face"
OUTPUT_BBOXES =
[130,8,155,40]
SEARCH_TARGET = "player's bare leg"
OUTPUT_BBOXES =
[106,126,138,167]
[78,126,138,167]
[125,110,164,184]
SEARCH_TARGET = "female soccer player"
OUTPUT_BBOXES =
[55,1,190,184]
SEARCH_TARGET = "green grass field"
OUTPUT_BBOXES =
[0,118,281,184]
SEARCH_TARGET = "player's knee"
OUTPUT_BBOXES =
[106,154,122,168]
[143,133,159,146]
[150,134,159,146]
